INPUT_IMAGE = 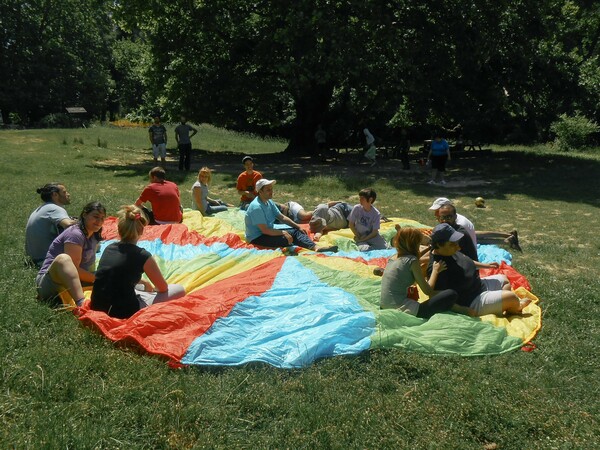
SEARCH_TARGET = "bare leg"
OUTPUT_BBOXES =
[297,209,313,222]
[477,230,522,252]
[48,254,85,302]
[502,290,531,315]
[430,168,438,182]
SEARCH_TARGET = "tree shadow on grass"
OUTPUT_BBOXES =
[91,147,600,207]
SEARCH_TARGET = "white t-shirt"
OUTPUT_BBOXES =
[456,213,477,245]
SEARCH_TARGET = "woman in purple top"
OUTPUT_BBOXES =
[36,201,106,306]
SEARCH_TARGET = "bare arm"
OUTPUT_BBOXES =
[360,229,380,242]
[192,186,203,210]
[474,261,499,269]
[411,259,447,297]
[143,256,168,293]
[58,218,77,229]
[349,221,359,240]
[64,242,95,283]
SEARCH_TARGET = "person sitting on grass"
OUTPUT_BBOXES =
[428,223,531,316]
[191,167,232,216]
[309,201,353,242]
[135,166,183,224]
[90,205,185,319]
[245,179,337,253]
[35,201,106,307]
[380,227,459,319]
[437,204,478,261]
[429,197,522,252]
[25,182,77,267]
[348,188,389,251]
[236,156,263,211]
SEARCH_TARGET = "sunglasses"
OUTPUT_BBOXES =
[438,214,455,221]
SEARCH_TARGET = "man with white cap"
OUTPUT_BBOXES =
[429,197,476,245]
[245,179,337,252]
[428,197,522,252]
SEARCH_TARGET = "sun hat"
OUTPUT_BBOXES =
[428,197,454,210]
[430,223,463,244]
[255,178,276,191]
[309,217,326,233]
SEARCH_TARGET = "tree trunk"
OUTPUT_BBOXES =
[285,83,334,155]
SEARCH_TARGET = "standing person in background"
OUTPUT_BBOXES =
[363,128,377,167]
[315,124,328,161]
[236,156,263,210]
[148,115,168,166]
[135,167,182,224]
[427,132,451,185]
[175,116,197,171]
[25,182,77,267]
[394,129,411,170]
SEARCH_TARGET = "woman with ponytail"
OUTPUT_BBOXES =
[90,205,185,318]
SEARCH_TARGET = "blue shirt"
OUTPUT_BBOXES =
[430,139,449,156]
[245,197,281,242]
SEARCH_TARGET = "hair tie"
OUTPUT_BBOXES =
[134,213,141,220]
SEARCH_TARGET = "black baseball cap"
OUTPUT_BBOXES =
[430,223,463,244]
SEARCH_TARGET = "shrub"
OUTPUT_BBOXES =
[39,113,74,128]
[550,113,599,151]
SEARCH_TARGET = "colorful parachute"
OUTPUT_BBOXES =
[76,210,541,368]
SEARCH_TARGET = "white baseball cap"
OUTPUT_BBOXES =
[429,197,454,210]
[255,179,276,191]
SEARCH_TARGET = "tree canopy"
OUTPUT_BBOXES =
[1,0,599,150]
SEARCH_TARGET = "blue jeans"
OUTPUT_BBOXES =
[251,228,316,250]
[206,202,228,215]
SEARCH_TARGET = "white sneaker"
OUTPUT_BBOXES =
[439,180,447,185]
[427,180,437,184]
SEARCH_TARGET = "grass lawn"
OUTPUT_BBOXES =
[1,125,599,448]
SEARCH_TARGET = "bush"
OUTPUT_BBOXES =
[39,113,74,128]
[550,113,599,151]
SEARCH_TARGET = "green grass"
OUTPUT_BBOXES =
[1,128,599,448]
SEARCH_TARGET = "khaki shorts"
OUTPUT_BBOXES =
[36,271,63,301]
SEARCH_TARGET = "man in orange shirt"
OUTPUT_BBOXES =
[236,156,263,210]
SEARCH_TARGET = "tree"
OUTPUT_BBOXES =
[0,0,113,124]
